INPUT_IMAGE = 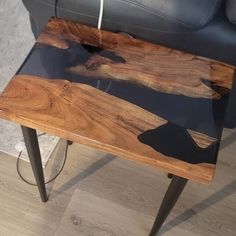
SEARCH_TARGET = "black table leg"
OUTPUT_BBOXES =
[21,126,48,202]
[149,175,188,236]
[224,77,236,128]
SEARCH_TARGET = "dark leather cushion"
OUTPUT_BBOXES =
[58,0,223,32]
[22,0,56,35]
[226,0,236,25]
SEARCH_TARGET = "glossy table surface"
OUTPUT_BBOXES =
[0,18,235,183]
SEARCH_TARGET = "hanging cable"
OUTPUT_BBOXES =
[55,0,59,18]
[16,141,69,186]
[96,0,104,89]
[97,0,112,93]
[98,0,104,29]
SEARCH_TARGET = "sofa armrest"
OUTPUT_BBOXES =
[226,0,236,25]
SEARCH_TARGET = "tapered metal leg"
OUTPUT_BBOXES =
[21,126,48,202]
[67,140,73,145]
[149,176,188,236]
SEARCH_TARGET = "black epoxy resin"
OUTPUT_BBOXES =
[17,38,232,165]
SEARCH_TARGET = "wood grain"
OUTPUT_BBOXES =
[0,75,215,184]
[37,32,69,49]
[187,130,217,148]
[38,18,235,99]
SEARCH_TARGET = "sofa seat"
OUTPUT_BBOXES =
[57,0,223,32]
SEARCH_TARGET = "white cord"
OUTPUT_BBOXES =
[98,0,104,29]
[97,0,112,93]
[96,0,104,89]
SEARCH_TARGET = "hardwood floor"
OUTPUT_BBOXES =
[0,128,235,236]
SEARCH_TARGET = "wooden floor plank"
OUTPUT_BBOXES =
[55,189,153,236]
[0,133,235,235]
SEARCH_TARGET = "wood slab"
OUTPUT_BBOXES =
[0,75,215,183]
[0,18,235,184]
[38,18,234,99]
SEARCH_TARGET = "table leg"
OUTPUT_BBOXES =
[149,175,188,236]
[21,126,48,202]
[224,76,236,128]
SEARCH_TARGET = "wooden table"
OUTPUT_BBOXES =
[0,18,235,235]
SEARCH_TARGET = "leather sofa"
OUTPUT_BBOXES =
[22,0,236,127]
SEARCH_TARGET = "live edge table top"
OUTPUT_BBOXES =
[0,18,235,184]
